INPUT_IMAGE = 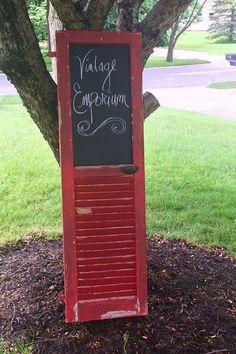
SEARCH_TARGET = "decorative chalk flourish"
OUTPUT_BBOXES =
[77,117,126,137]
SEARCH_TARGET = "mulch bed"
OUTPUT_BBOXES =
[0,235,235,354]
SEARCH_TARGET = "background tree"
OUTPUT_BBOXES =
[166,0,207,62]
[0,0,193,163]
[27,0,48,40]
[208,0,236,42]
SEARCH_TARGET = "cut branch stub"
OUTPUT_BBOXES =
[143,91,160,120]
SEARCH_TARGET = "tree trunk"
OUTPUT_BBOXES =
[166,40,175,62]
[0,0,59,163]
[166,17,180,62]
[229,7,235,42]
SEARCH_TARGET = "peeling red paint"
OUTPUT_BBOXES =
[56,31,148,323]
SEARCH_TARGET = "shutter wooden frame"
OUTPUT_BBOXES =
[56,31,147,322]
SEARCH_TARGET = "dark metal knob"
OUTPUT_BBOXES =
[120,165,139,175]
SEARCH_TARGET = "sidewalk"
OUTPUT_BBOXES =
[147,49,236,121]
[153,48,226,64]
[148,86,236,121]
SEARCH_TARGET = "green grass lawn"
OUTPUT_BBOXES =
[0,96,61,244]
[145,56,210,68]
[208,81,236,89]
[0,97,236,253]
[175,31,236,56]
[145,108,236,253]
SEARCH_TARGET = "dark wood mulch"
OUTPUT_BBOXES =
[0,235,235,354]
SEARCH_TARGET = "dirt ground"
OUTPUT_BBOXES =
[0,235,235,354]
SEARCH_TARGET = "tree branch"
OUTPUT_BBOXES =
[181,0,199,30]
[170,16,182,41]
[50,0,88,29]
[84,0,115,29]
[52,0,114,30]
[116,0,141,31]
[137,0,192,65]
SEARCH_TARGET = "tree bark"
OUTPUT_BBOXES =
[51,0,114,30]
[84,0,114,30]
[166,42,174,62]
[116,0,141,31]
[143,92,160,119]
[166,19,179,62]
[50,0,88,29]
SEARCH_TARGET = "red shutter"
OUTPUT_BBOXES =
[56,31,147,322]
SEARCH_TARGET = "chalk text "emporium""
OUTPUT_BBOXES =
[73,83,129,123]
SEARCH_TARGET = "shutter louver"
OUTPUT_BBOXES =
[75,175,137,302]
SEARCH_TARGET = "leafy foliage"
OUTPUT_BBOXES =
[27,0,47,40]
[208,0,236,42]
[139,0,156,21]
[104,5,116,31]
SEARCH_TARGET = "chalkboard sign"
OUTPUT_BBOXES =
[70,44,133,166]
[57,31,147,323]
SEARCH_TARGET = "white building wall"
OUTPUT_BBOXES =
[188,0,214,31]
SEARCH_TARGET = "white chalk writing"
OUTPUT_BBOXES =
[77,118,126,137]
[72,48,129,137]
[75,50,116,92]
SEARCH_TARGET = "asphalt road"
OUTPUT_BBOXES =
[1,61,236,120]
[0,74,17,95]
[1,62,236,94]
[143,63,236,89]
